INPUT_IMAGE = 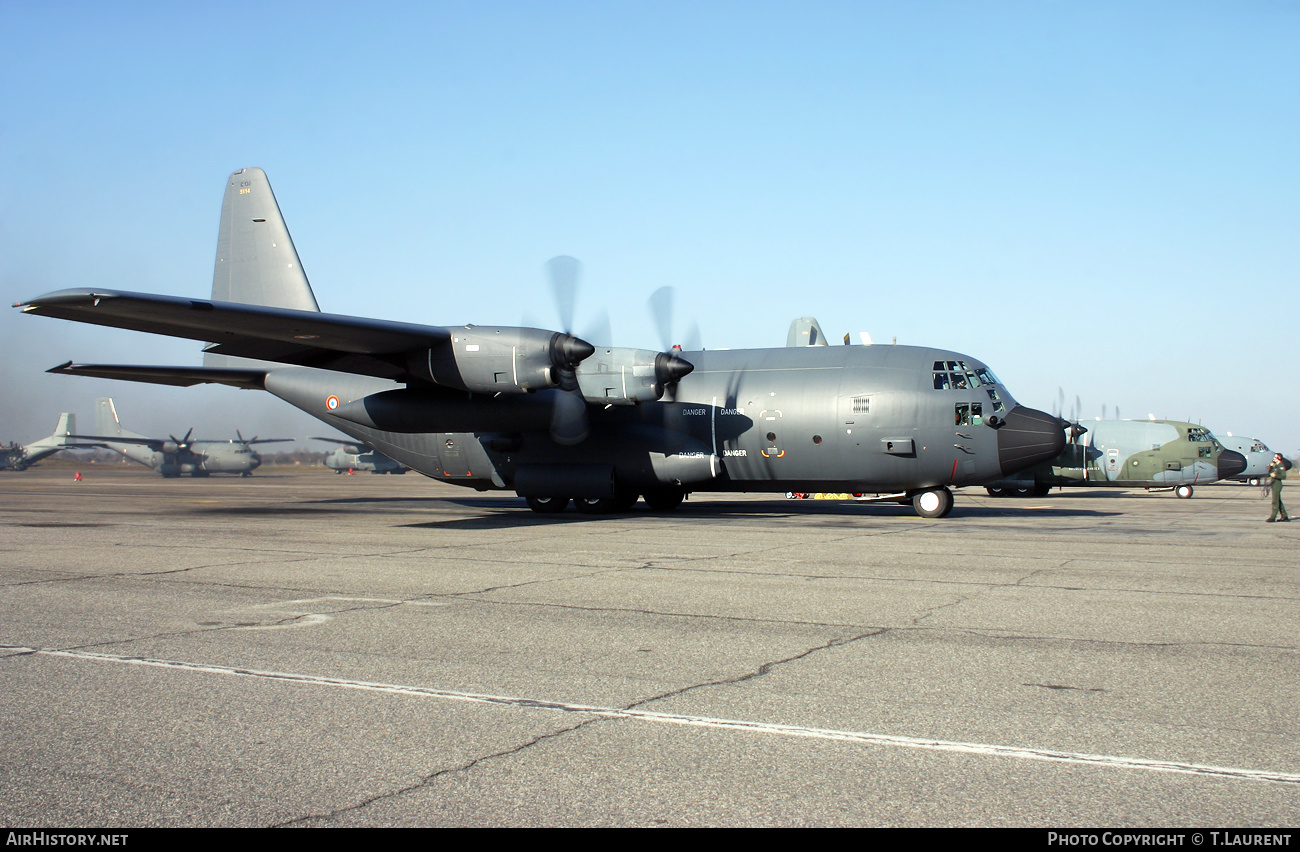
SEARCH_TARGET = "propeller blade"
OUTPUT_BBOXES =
[648,286,675,351]
[582,309,613,350]
[682,320,702,353]
[545,255,582,334]
[550,388,590,446]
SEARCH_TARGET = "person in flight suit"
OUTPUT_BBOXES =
[1265,453,1290,523]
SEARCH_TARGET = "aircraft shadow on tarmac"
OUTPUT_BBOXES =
[397,498,1123,531]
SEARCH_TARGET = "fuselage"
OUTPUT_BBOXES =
[104,440,262,477]
[323,446,405,473]
[1213,435,1274,482]
[262,343,1062,496]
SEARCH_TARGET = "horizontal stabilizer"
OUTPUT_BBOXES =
[48,362,269,389]
[22,290,452,381]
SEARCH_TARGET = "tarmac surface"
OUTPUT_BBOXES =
[1,467,1296,827]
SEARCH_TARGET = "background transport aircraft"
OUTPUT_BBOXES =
[1214,435,1276,486]
[313,436,408,474]
[76,397,291,478]
[19,168,1066,517]
[983,418,1247,498]
[0,413,89,471]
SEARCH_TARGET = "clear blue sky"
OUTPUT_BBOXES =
[2,1,1296,454]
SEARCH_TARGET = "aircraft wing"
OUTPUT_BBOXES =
[47,362,269,389]
[311,436,372,450]
[19,289,453,381]
[68,434,167,451]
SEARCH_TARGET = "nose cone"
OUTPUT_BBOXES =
[249,454,262,471]
[997,406,1067,476]
[1217,449,1247,480]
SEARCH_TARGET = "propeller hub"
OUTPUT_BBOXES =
[655,352,694,384]
[550,333,595,369]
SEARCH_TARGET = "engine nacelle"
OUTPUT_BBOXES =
[406,327,592,395]
[575,348,694,405]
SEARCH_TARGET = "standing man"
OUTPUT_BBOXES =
[1266,453,1290,523]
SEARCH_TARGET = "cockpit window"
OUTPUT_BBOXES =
[985,387,1005,413]
[1187,427,1212,442]
[932,360,1001,393]
[955,402,983,427]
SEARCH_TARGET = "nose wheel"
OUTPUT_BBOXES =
[913,487,954,518]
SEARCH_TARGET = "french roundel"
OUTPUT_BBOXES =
[326,395,340,411]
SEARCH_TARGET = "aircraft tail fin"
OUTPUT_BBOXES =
[786,317,830,347]
[53,413,75,446]
[94,398,144,440]
[206,167,320,367]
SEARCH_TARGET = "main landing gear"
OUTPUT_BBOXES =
[525,487,687,514]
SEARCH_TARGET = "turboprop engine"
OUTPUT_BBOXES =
[575,347,694,404]
[405,326,593,394]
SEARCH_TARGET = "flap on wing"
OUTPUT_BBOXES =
[47,361,269,390]
[21,289,452,380]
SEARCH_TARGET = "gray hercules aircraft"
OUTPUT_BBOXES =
[313,436,408,474]
[1214,435,1275,486]
[77,397,290,477]
[0,413,90,470]
[18,167,1065,517]
[983,418,1246,498]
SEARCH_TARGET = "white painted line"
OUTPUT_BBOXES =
[6,643,1297,786]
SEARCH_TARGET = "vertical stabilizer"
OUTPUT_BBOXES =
[54,413,74,446]
[206,168,320,368]
[211,168,320,311]
[94,398,142,439]
[786,317,830,347]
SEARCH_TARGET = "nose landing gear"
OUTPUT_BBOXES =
[913,487,954,518]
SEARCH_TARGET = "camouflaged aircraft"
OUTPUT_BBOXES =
[18,167,1065,518]
[983,418,1247,498]
[313,436,408,475]
[76,397,291,478]
[0,413,90,471]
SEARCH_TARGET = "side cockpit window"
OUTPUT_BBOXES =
[955,402,983,427]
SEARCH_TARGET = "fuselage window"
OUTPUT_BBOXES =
[955,402,983,427]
